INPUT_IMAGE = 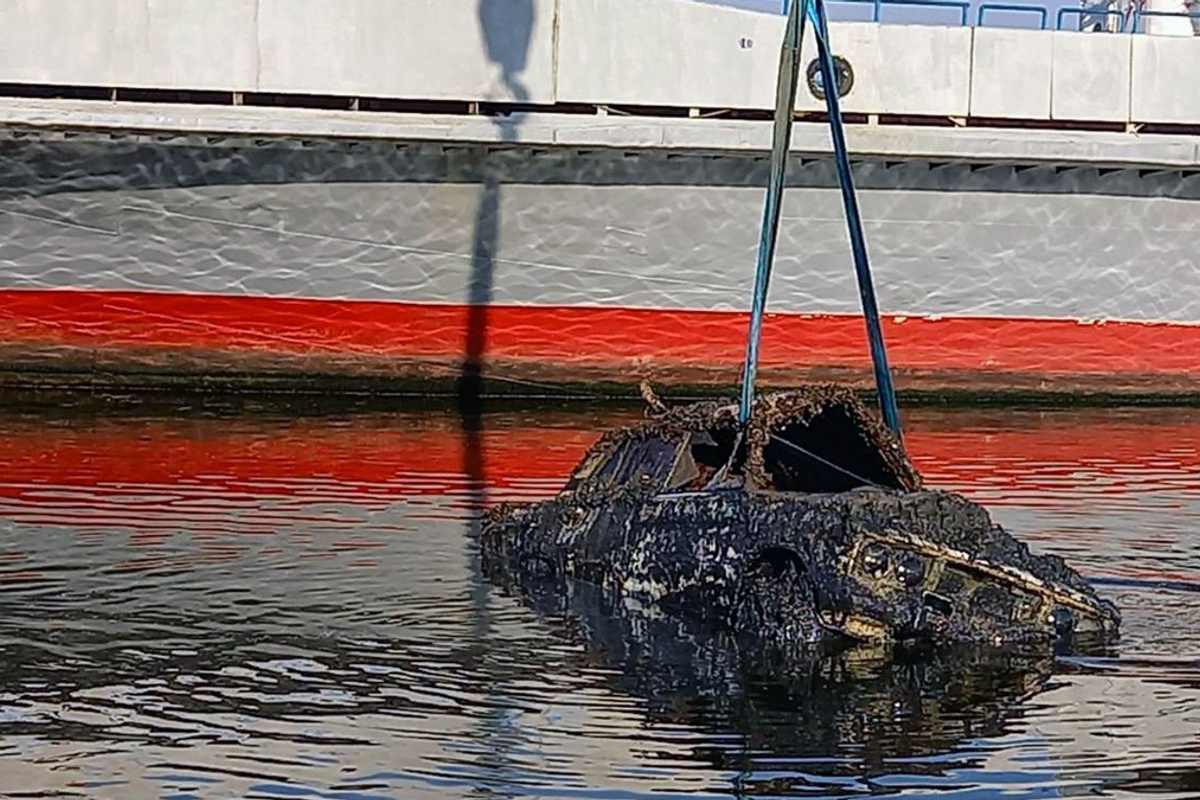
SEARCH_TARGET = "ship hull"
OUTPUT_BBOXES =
[5,289,1200,396]
[2,132,1199,397]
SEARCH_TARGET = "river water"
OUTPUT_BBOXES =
[2,394,1199,799]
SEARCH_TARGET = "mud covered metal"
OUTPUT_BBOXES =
[568,384,919,496]
[482,386,1120,657]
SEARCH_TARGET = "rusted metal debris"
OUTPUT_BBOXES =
[481,384,1120,661]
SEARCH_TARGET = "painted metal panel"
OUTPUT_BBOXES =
[970,27,1053,120]
[557,0,971,117]
[1050,30,1132,123]
[0,0,258,90]
[0,0,555,101]
[555,0,782,108]
[0,0,114,86]
[255,0,557,102]
[1130,35,1200,124]
[796,23,972,117]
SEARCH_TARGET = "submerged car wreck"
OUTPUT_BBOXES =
[481,385,1119,661]
[523,577,1060,765]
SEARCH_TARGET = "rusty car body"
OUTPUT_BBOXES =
[481,386,1119,660]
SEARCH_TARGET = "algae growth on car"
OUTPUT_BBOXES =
[481,385,1120,661]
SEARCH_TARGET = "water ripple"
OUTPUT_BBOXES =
[1,400,1199,798]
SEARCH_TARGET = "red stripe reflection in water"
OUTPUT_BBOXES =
[2,410,1200,502]
[0,421,595,501]
[2,410,1200,583]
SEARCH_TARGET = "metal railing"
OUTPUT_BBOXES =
[1130,8,1200,32]
[787,0,970,25]
[977,2,1049,28]
[779,0,1200,32]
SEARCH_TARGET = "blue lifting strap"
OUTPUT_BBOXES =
[738,0,903,441]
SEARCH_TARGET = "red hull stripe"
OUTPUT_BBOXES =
[2,288,1200,375]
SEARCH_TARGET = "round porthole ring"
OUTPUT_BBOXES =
[805,55,854,100]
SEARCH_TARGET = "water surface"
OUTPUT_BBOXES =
[2,395,1200,799]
